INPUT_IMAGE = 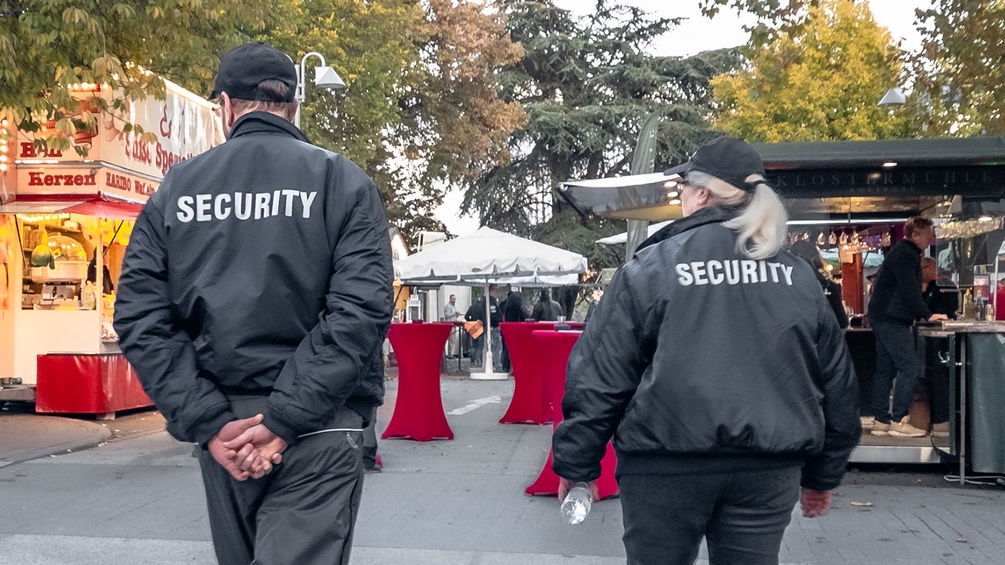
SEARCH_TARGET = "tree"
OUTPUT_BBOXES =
[390,0,527,237]
[258,0,429,235]
[711,0,911,142]
[466,0,741,239]
[461,0,740,312]
[698,0,819,45]
[259,0,525,240]
[0,0,273,153]
[911,0,1005,136]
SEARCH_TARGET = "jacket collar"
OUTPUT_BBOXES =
[227,111,311,143]
[901,239,923,254]
[636,205,742,253]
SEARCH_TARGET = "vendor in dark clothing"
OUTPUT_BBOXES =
[921,257,958,318]
[868,217,947,438]
[87,255,114,294]
[789,241,848,329]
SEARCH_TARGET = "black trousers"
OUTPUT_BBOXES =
[362,409,379,469]
[197,400,365,565]
[871,320,921,424]
[619,465,801,565]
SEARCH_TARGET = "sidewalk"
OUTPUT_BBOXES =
[3,374,1005,565]
[0,403,165,468]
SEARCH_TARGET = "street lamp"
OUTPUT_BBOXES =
[294,52,346,128]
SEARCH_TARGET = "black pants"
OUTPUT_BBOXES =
[619,465,800,565]
[871,320,921,424]
[362,409,379,469]
[197,399,365,565]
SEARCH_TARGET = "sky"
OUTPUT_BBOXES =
[434,0,933,236]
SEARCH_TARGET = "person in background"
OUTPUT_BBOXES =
[552,136,859,565]
[465,284,503,370]
[532,289,563,321]
[868,216,947,438]
[443,293,458,320]
[789,240,848,329]
[87,252,114,294]
[114,42,393,565]
[921,257,958,319]
[443,294,461,358]
[583,288,603,324]
[501,289,528,372]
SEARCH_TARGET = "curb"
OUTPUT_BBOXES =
[0,415,113,469]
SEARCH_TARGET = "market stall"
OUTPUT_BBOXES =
[561,135,1005,467]
[0,79,224,415]
[393,226,588,380]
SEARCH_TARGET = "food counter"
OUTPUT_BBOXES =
[0,212,149,416]
[1,77,223,415]
[918,321,1005,483]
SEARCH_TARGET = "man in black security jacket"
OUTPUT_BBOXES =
[552,137,860,565]
[114,43,392,565]
[867,217,946,438]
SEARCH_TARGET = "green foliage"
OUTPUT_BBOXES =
[711,0,912,142]
[465,0,740,257]
[0,0,273,150]
[699,0,819,46]
[258,0,525,242]
[911,0,1005,136]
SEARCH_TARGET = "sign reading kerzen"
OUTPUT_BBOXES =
[17,167,158,201]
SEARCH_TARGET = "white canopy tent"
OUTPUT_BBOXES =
[395,227,588,379]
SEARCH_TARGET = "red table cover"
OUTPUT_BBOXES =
[524,330,619,500]
[36,354,153,414]
[499,322,561,424]
[382,322,455,442]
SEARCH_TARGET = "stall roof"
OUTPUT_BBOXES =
[560,135,1005,222]
[752,136,1005,169]
[0,193,143,221]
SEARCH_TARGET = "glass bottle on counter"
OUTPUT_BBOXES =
[961,289,975,320]
[976,290,986,321]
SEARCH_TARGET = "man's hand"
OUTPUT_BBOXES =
[929,314,948,322]
[207,414,267,481]
[557,477,600,502]
[222,420,287,477]
[800,488,831,518]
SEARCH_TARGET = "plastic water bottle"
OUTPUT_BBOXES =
[560,483,593,524]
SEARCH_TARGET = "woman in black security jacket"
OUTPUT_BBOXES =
[551,137,860,565]
[789,240,849,329]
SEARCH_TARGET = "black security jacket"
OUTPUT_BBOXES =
[114,112,393,446]
[552,206,861,491]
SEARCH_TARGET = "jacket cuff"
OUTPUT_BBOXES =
[192,409,237,449]
[262,412,299,447]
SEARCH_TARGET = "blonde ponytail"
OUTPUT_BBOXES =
[686,171,788,260]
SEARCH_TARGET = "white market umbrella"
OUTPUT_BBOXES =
[395,227,588,379]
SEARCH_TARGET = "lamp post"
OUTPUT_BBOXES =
[294,52,346,128]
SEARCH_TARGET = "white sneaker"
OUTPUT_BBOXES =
[889,416,927,438]
[871,421,890,436]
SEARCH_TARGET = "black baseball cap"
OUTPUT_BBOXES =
[211,42,297,102]
[665,136,766,192]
